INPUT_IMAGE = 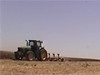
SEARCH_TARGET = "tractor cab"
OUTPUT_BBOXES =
[28,40,43,47]
[26,40,43,50]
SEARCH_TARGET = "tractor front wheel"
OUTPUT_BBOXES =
[26,51,35,61]
[14,51,22,60]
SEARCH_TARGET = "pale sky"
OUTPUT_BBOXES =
[0,0,100,59]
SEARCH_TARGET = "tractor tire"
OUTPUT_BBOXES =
[40,48,47,61]
[14,51,22,60]
[14,52,19,60]
[26,51,35,61]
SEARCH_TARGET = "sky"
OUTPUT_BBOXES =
[0,1,100,59]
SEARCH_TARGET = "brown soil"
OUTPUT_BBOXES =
[0,51,14,59]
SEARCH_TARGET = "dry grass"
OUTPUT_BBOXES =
[0,51,100,74]
[0,59,100,74]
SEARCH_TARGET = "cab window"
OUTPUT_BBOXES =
[30,42,34,46]
[37,42,41,47]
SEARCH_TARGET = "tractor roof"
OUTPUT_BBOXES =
[29,40,43,43]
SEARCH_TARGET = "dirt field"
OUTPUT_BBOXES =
[0,59,100,74]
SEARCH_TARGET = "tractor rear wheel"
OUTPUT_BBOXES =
[40,48,47,61]
[26,51,35,61]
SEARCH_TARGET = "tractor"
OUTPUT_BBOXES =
[14,40,47,61]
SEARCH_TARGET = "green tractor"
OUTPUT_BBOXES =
[14,40,47,61]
